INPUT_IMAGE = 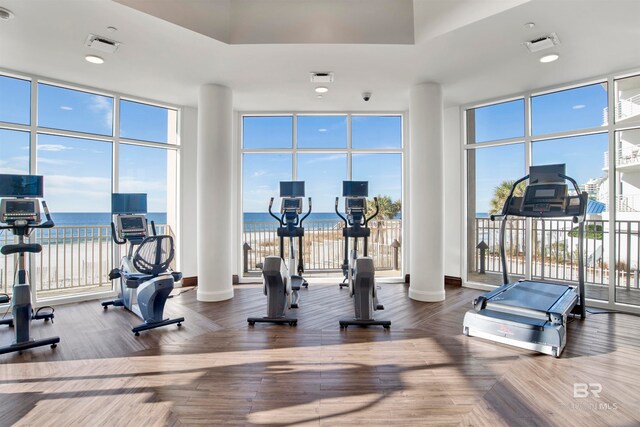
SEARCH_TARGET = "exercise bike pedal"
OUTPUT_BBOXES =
[376,304,385,310]
[290,303,298,309]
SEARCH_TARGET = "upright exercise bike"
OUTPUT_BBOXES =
[0,174,59,355]
[102,193,184,336]
[335,181,390,329]
[248,181,311,326]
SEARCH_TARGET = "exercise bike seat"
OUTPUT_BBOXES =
[1,243,42,255]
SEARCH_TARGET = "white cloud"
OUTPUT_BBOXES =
[573,104,586,110]
[89,95,113,128]
[60,106,73,111]
[37,144,73,152]
[318,128,327,132]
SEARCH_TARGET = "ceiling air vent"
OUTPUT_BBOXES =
[310,72,334,83]
[85,34,121,54]
[524,33,560,53]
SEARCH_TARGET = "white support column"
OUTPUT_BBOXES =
[409,82,445,302]
[197,84,234,301]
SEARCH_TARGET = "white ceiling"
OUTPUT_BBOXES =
[0,0,639,111]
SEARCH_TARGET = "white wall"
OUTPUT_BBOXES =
[180,106,198,278]
[443,106,462,277]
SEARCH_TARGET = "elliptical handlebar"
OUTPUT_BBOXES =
[335,197,348,227]
[268,197,283,226]
[300,197,312,225]
[365,196,379,227]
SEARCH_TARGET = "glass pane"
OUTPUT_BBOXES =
[296,153,347,274]
[614,128,640,306]
[296,153,347,214]
[243,116,292,149]
[242,153,292,276]
[243,153,292,214]
[37,83,113,136]
[297,115,347,149]
[352,115,402,149]
[532,133,609,301]
[532,83,608,135]
[0,129,30,174]
[120,100,177,144]
[614,75,640,124]
[0,75,30,125]
[352,153,403,276]
[467,99,524,144]
[119,144,170,224]
[466,144,526,286]
[35,134,113,300]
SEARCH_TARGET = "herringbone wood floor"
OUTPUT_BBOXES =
[0,281,639,426]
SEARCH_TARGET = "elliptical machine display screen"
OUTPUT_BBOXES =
[346,197,366,213]
[280,181,305,198]
[343,181,368,197]
[281,198,302,214]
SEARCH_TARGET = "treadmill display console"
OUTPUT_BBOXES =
[522,184,567,213]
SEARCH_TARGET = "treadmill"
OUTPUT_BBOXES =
[463,164,587,357]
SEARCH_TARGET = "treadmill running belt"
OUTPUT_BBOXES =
[490,281,571,312]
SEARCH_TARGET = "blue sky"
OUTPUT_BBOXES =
[472,83,609,213]
[241,116,403,213]
[0,76,172,213]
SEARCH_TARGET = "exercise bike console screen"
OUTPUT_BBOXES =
[117,215,147,240]
[343,181,368,197]
[0,174,44,198]
[112,193,147,215]
[1,199,40,224]
[280,181,305,198]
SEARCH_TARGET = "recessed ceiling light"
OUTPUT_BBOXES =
[107,26,118,32]
[315,86,329,94]
[0,7,14,20]
[85,55,104,64]
[540,54,559,63]
[524,22,535,29]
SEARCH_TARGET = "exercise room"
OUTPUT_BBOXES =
[0,0,639,425]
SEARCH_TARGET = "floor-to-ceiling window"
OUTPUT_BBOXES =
[465,72,640,313]
[0,71,179,302]
[241,114,404,278]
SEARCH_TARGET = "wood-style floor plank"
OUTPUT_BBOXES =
[0,281,639,426]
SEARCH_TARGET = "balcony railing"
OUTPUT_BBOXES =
[603,94,640,124]
[0,224,172,299]
[474,217,640,290]
[243,219,402,275]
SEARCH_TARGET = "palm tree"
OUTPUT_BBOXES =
[366,195,401,245]
[367,195,401,220]
[489,180,526,215]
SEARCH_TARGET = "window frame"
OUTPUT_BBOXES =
[237,112,407,281]
[462,69,640,315]
[0,68,182,306]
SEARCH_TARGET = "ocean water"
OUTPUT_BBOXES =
[50,212,167,226]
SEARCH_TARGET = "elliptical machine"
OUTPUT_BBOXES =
[101,193,184,336]
[335,181,390,329]
[0,174,59,355]
[248,181,311,326]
